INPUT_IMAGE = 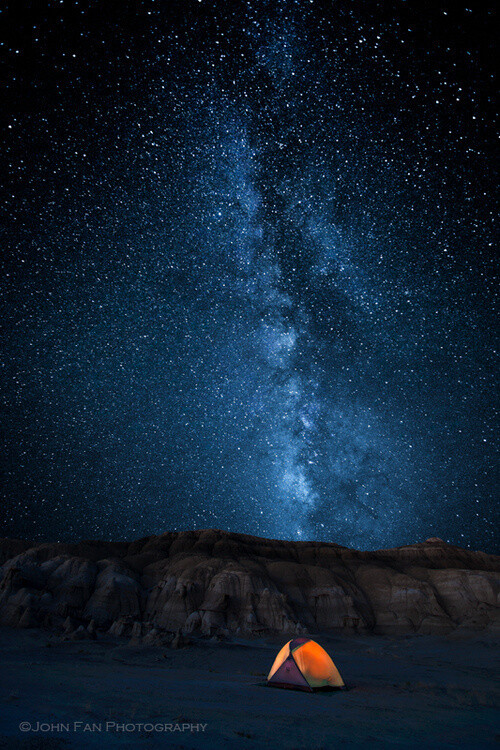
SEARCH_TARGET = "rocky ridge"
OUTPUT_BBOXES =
[0,530,498,639]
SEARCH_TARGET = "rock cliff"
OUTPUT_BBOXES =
[0,531,498,637]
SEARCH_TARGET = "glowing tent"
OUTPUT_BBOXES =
[267,637,345,692]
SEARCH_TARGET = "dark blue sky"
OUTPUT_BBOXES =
[1,0,498,550]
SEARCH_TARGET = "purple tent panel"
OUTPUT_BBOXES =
[267,654,312,692]
[289,636,311,651]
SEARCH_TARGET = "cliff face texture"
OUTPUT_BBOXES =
[0,530,498,638]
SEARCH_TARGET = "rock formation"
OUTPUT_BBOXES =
[0,530,498,637]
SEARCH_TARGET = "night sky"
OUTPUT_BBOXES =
[1,1,498,550]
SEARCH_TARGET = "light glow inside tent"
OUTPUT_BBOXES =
[267,637,345,692]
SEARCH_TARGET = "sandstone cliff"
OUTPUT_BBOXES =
[0,530,498,638]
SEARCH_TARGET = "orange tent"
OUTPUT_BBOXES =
[267,637,345,692]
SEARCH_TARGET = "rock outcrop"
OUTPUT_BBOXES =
[0,530,498,637]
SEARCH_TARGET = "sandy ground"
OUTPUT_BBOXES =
[0,627,498,749]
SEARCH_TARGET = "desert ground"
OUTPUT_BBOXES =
[0,627,498,750]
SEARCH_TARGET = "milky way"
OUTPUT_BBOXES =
[1,1,497,549]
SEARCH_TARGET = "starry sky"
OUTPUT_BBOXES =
[1,0,498,550]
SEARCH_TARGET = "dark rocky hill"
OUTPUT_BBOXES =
[0,530,498,638]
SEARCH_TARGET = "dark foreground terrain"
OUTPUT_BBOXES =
[0,627,499,750]
[1,531,498,748]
